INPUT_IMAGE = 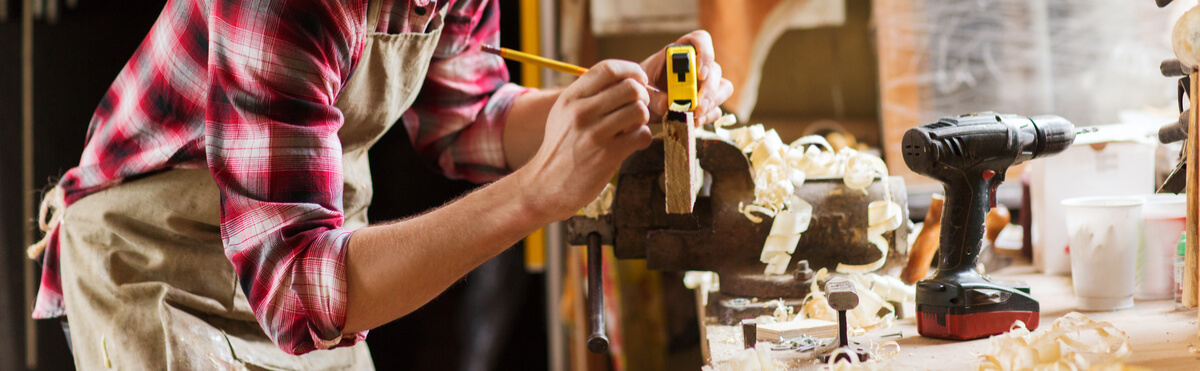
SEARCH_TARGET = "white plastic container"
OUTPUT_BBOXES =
[1062,196,1143,311]
[1030,140,1155,275]
[1136,194,1186,300]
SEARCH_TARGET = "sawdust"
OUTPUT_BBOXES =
[976,312,1138,371]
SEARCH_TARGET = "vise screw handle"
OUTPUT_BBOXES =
[586,233,609,353]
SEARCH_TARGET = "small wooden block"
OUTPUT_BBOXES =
[755,319,838,342]
[664,111,700,214]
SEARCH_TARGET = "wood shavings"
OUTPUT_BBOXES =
[771,299,795,322]
[699,114,896,275]
[873,341,900,360]
[801,268,898,332]
[670,101,693,112]
[851,273,915,303]
[761,197,812,274]
[976,312,1133,371]
[822,350,897,371]
[703,342,787,371]
[581,183,615,218]
[836,200,902,274]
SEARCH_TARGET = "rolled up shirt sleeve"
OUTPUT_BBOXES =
[204,0,367,355]
[401,0,531,183]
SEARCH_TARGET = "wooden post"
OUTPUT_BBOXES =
[1191,72,1200,310]
[664,112,699,214]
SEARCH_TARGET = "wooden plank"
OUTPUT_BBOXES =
[664,111,699,214]
[755,319,838,342]
[1193,0,1200,335]
[1187,72,1199,309]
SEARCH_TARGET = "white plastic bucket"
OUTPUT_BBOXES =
[1062,196,1143,311]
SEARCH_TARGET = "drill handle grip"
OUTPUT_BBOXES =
[935,176,994,276]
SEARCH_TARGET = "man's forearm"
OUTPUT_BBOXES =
[502,88,561,169]
[342,170,550,333]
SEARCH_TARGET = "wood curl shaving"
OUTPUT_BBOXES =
[699,115,901,275]
[976,312,1138,371]
[581,183,615,218]
[822,349,897,371]
[801,268,897,332]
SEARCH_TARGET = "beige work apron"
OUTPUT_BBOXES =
[55,0,446,369]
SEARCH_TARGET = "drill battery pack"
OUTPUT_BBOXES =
[915,278,1040,340]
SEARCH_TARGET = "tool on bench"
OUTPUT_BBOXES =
[566,139,910,352]
[815,277,870,362]
[902,112,1076,340]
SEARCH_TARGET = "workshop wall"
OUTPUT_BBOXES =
[2,3,25,370]
[1,1,167,370]
[595,0,879,148]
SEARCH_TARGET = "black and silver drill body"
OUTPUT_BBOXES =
[902,112,1074,340]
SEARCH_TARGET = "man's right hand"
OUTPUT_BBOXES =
[516,60,655,221]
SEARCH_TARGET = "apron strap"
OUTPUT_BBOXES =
[27,185,64,259]
[366,0,384,32]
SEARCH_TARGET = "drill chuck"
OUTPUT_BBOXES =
[1029,115,1075,158]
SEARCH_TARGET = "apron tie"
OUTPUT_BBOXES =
[27,185,64,260]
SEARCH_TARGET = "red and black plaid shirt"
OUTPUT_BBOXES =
[34,0,527,355]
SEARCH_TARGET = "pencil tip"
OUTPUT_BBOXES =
[480,44,501,55]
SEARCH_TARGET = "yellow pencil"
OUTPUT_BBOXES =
[481,44,662,94]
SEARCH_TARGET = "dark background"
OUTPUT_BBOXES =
[0,1,547,370]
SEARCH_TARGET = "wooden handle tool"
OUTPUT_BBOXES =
[902,194,943,285]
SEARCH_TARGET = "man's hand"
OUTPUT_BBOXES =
[516,60,654,221]
[641,30,735,125]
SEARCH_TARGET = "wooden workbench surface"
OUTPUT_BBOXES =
[706,265,1200,370]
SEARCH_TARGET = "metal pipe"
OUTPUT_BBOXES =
[544,221,564,371]
[585,233,608,353]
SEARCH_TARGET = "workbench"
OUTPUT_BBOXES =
[705,264,1200,370]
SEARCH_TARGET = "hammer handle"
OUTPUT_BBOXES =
[902,194,943,285]
[586,233,610,353]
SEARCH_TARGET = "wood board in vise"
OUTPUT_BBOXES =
[664,111,701,214]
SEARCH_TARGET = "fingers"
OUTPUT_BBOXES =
[675,30,716,81]
[570,60,649,100]
[584,77,650,121]
[612,121,654,157]
[671,30,732,125]
[596,99,650,138]
[649,90,669,118]
[694,62,723,124]
[698,77,734,124]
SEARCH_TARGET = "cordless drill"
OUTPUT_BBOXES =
[902,112,1075,340]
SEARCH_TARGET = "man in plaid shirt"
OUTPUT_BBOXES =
[30,0,732,367]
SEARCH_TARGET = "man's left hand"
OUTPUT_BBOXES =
[640,30,735,126]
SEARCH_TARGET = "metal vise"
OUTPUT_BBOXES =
[567,138,909,328]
